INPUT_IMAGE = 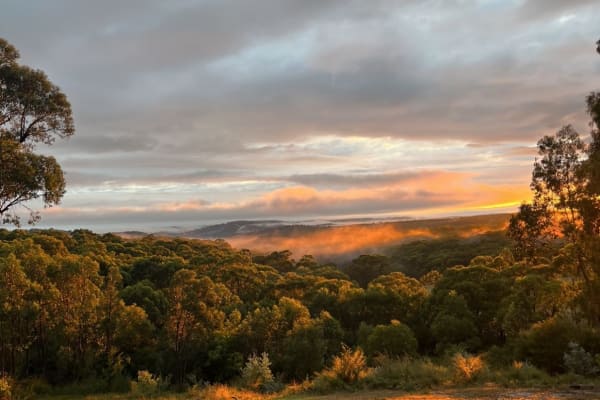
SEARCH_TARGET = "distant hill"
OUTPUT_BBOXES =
[181,220,290,238]
[113,213,511,261]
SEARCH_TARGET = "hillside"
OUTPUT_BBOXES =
[115,213,511,261]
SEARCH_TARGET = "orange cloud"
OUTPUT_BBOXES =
[41,169,531,234]
[248,171,531,217]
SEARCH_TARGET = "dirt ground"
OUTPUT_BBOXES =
[285,388,600,400]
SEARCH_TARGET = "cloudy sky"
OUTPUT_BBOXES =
[2,0,599,231]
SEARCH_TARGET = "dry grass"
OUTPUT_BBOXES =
[196,384,273,400]
[452,354,485,383]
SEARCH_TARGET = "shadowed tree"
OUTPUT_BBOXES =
[345,254,392,288]
[508,195,554,262]
[0,38,74,226]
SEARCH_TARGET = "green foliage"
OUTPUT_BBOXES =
[345,254,392,287]
[0,38,73,226]
[364,320,418,357]
[240,353,274,392]
[387,232,510,278]
[498,361,551,387]
[429,292,480,354]
[131,370,160,396]
[516,317,581,373]
[0,223,596,390]
[366,357,450,390]
[508,99,600,323]
[364,272,427,326]
[0,138,66,226]
[563,342,599,377]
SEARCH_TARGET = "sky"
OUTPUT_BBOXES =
[2,0,599,232]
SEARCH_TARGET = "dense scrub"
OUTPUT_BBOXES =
[0,227,598,396]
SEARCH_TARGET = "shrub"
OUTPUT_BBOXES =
[0,377,11,400]
[563,342,599,376]
[366,356,450,390]
[131,370,160,396]
[484,344,518,368]
[500,361,551,386]
[312,345,370,392]
[330,345,368,384]
[365,320,418,357]
[452,353,485,383]
[311,372,348,393]
[240,353,275,392]
[515,317,577,373]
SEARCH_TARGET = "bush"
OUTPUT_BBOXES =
[311,372,349,393]
[499,361,551,386]
[0,377,11,400]
[516,317,578,373]
[330,345,368,384]
[312,345,370,392]
[452,353,485,383]
[365,320,418,357]
[131,370,161,396]
[240,353,275,393]
[366,356,450,390]
[563,342,599,376]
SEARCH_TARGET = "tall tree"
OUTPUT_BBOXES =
[508,41,600,323]
[0,38,74,226]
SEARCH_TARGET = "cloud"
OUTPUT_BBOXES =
[34,169,531,231]
[286,171,445,188]
[2,0,597,230]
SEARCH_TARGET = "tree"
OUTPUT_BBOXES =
[0,38,74,226]
[364,320,418,357]
[345,254,391,288]
[508,42,600,323]
[508,202,553,261]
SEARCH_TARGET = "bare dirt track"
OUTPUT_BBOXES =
[285,388,599,400]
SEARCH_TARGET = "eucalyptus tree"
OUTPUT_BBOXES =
[0,38,74,225]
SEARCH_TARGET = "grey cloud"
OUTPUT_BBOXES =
[6,0,596,152]
[286,171,440,188]
[518,0,598,20]
[37,187,463,232]
[61,134,159,154]
[2,0,599,229]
